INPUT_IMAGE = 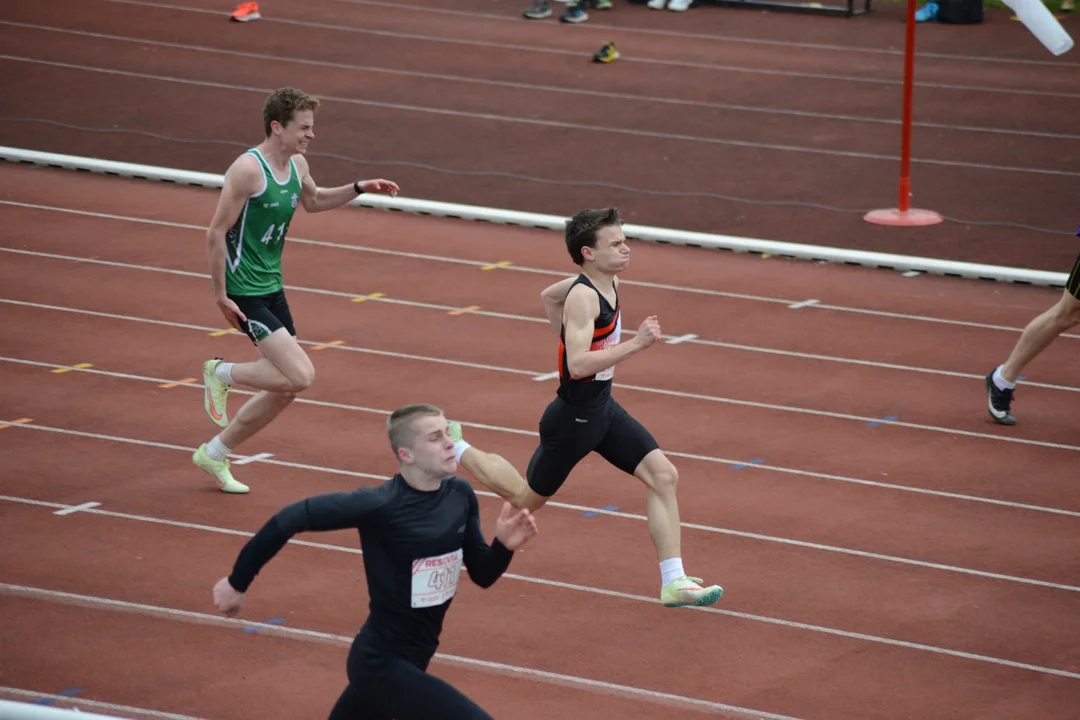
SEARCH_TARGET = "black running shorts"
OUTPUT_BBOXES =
[525,395,660,497]
[228,289,296,345]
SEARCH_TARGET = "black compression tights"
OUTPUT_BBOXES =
[328,643,493,720]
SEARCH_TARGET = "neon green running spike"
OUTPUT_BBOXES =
[661,576,724,608]
[193,444,250,494]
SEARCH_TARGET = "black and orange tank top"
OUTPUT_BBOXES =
[556,274,621,408]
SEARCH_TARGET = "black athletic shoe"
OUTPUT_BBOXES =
[985,371,1016,425]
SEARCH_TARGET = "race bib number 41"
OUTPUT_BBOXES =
[411,548,463,608]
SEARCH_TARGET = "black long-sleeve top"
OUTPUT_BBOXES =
[227,474,514,666]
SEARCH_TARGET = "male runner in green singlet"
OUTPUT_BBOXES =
[193,87,400,493]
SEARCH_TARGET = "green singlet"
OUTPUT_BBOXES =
[224,148,303,297]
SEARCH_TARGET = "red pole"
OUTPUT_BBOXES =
[863,0,941,226]
[898,0,917,213]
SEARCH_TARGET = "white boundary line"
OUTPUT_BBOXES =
[0,585,806,719]
[4,354,1078,518]
[2,508,1079,680]
[4,243,1078,391]
[0,147,1070,287]
[5,296,1080,453]
[0,692,211,720]
[2,421,1078,591]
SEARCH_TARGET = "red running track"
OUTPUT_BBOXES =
[0,0,1078,270]
[1,163,1079,719]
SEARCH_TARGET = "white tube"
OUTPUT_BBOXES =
[1001,0,1074,56]
[0,699,129,720]
[0,146,1069,288]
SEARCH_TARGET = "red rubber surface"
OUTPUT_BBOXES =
[2,160,1079,719]
[1,1,1079,717]
[0,0,1077,270]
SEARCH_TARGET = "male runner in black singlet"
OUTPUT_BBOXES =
[211,403,538,719]
[984,231,1080,425]
[451,207,722,609]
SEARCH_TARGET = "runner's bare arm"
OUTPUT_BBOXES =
[540,276,578,335]
[562,285,658,379]
[294,155,399,213]
[206,155,262,302]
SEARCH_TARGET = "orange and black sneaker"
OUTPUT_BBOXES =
[229,2,261,22]
[592,42,619,63]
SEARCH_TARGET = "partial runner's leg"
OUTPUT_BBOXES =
[367,655,493,720]
[195,325,313,493]
[987,285,1080,425]
[595,402,723,608]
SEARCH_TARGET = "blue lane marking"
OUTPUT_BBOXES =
[731,458,764,470]
[33,688,82,705]
[243,617,286,633]
[866,415,899,428]
[581,504,619,518]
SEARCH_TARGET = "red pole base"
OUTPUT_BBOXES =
[863,208,944,226]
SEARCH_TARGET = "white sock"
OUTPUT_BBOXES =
[215,362,235,386]
[453,440,471,463]
[206,435,231,462]
[992,365,1016,390]
[660,557,685,586]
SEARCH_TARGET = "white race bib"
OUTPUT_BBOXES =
[411,548,463,608]
[593,314,622,381]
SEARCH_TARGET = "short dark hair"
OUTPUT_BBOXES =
[262,87,320,137]
[386,403,444,455]
[565,206,622,265]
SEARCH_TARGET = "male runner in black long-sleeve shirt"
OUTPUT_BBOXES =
[212,403,539,719]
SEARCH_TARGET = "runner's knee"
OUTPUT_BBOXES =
[286,364,315,392]
[275,355,314,393]
[268,390,299,407]
[638,453,678,495]
[1052,294,1080,329]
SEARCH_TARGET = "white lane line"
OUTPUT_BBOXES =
[3,515,1079,681]
[232,452,273,465]
[24,51,1066,177]
[7,18,1079,141]
[53,501,101,516]
[0,585,806,719]
[3,200,1077,340]
[4,296,1079,453]
[101,0,1080,99]
[2,422,1078,592]
[324,0,1080,69]
[787,299,819,309]
[6,354,1076,517]
[5,241,1080,392]
[7,243,1079,393]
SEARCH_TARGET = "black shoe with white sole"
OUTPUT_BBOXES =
[985,371,1016,425]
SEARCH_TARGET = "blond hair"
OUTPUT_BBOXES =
[386,403,444,455]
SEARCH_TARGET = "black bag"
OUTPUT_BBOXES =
[937,0,983,24]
